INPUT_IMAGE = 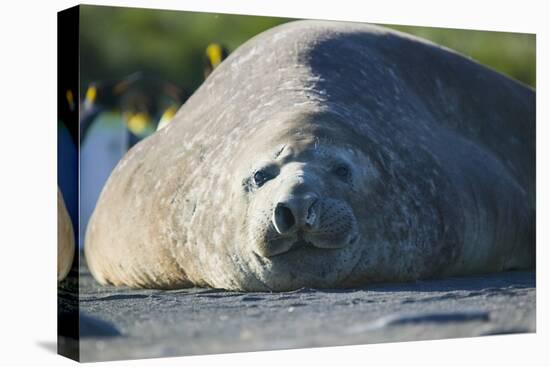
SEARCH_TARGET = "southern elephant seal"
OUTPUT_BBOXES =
[85,20,535,291]
[58,188,75,281]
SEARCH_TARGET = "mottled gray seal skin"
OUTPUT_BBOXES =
[85,20,535,291]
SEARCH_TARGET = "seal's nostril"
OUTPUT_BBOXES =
[273,203,296,234]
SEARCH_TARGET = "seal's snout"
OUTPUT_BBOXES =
[251,165,358,259]
[273,194,319,234]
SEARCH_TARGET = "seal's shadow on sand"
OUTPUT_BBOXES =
[189,270,534,295]
[334,271,535,293]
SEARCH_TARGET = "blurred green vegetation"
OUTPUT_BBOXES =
[80,5,535,97]
[80,6,292,95]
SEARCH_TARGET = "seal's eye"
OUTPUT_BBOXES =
[253,169,273,187]
[333,164,351,180]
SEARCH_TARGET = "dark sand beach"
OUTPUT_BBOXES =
[59,261,535,362]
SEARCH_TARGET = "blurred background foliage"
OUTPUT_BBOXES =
[80,5,535,97]
[80,6,291,95]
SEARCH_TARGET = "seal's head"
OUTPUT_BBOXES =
[230,110,380,291]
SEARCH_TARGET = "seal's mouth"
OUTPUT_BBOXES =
[267,238,327,258]
[266,231,359,258]
[286,235,316,253]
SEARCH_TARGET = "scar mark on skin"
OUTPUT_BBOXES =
[274,144,287,159]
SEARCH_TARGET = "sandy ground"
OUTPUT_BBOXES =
[58,261,535,362]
